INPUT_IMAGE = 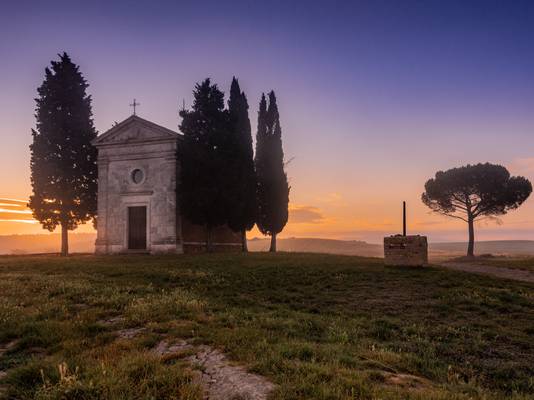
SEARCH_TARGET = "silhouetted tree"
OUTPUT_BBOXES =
[179,79,230,252]
[255,91,290,252]
[29,52,98,256]
[227,77,256,251]
[422,163,531,257]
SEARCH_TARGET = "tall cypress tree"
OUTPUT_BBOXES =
[227,77,256,251]
[179,79,230,252]
[255,91,290,252]
[29,52,98,256]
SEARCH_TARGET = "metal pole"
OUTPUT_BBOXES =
[403,201,407,236]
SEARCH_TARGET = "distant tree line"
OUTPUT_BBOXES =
[29,53,290,255]
[179,78,289,252]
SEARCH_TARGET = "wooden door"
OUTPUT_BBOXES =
[128,206,147,250]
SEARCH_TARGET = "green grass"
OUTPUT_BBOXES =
[0,253,533,399]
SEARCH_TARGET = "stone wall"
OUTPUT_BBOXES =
[181,218,242,253]
[384,235,428,266]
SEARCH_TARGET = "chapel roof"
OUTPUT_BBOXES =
[92,114,182,146]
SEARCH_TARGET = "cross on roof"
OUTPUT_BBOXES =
[129,98,140,115]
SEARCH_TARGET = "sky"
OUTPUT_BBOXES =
[0,0,533,243]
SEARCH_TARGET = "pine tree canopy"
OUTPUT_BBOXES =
[422,163,532,221]
[422,163,532,256]
[29,52,98,233]
[227,77,256,234]
[178,78,231,230]
[255,91,290,237]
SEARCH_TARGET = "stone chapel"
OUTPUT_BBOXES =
[92,114,241,254]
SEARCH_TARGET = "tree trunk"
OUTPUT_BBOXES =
[467,217,475,258]
[241,230,248,252]
[60,221,69,257]
[206,226,213,253]
[269,233,277,253]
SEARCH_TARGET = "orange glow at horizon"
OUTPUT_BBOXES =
[1,158,534,242]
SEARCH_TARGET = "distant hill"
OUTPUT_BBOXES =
[248,238,534,260]
[248,237,383,257]
[429,240,534,260]
[0,233,96,255]
[0,233,533,260]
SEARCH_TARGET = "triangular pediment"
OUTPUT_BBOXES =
[93,115,181,146]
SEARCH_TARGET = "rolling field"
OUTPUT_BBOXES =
[0,253,533,399]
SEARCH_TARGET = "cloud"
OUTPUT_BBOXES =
[289,205,325,224]
[0,198,28,205]
[0,198,35,223]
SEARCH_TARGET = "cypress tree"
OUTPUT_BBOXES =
[227,77,256,251]
[255,91,290,252]
[179,79,230,252]
[29,52,98,256]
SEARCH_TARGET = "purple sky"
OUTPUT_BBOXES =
[1,0,533,242]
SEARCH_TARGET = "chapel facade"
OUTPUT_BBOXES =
[92,115,241,254]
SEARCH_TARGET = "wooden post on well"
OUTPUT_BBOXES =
[403,201,407,236]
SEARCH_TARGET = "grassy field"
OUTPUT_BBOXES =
[0,253,533,400]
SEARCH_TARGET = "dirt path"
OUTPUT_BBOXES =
[154,339,275,400]
[440,262,534,283]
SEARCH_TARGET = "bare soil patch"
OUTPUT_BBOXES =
[154,339,275,400]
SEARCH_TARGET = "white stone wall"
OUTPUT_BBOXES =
[94,118,182,254]
[384,235,428,266]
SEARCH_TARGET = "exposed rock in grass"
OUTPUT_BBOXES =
[98,316,125,326]
[153,339,194,356]
[0,340,18,357]
[383,372,432,390]
[115,327,145,339]
[153,339,275,400]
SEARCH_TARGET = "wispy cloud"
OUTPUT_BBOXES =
[289,205,325,224]
[0,198,28,205]
[0,198,35,223]
[0,219,37,224]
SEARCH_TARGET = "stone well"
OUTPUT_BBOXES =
[384,235,428,267]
